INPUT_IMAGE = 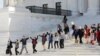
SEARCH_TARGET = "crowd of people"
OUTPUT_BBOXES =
[72,23,100,45]
[5,15,100,55]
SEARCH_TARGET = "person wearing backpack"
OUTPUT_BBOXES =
[6,40,13,55]
[30,36,38,53]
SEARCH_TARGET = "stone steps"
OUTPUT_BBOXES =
[1,38,100,56]
[18,39,100,56]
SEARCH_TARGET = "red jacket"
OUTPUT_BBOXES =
[32,39,37,45]
[84,28,90,36]
[96,31,100,40]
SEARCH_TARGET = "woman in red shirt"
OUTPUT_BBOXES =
[84,25,90,44]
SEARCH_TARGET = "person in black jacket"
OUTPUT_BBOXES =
[6,40,13,55]
[97,23,100,32]
[78,27,84,44]
[62,15,68,24]
[64,24,69,34]
[20,36,29,54]
[57,24,62,35]
[72,24,75,30]
[72,26,79,43]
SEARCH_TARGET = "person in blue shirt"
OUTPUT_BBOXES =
[47,32,53,49]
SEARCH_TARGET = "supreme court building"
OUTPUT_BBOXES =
[0,0,99,41]
[3,0,100,16]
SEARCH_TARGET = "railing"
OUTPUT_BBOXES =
[26,6,72,16]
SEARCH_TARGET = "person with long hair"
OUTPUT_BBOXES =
[84,25,90,44]
[39,33,47,51]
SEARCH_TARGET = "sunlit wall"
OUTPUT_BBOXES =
[0,0,3,8]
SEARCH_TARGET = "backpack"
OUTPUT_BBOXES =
[6,48,9,54]
[32,39,37,45]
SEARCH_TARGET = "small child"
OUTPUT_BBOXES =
[14,39,19,55]
[54,32,59,49]
[30,36,38,53]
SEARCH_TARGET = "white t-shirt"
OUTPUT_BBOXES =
[60,32,65,39]
[90,34,94,40]
[54,36,59,41]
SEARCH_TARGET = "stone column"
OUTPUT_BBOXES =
[78,0,88,14]
[17,0,24,4]
[86,0,99,15]
[3,0,8,7]
[67,0,79,16]
[3,0,17,7]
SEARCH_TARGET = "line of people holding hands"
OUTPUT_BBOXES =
[6,31,66,55]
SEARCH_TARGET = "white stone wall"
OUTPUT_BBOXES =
[0,8,9,32]
[0,7,63,41]
[9,12,63,40]
[0,8,10,48]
